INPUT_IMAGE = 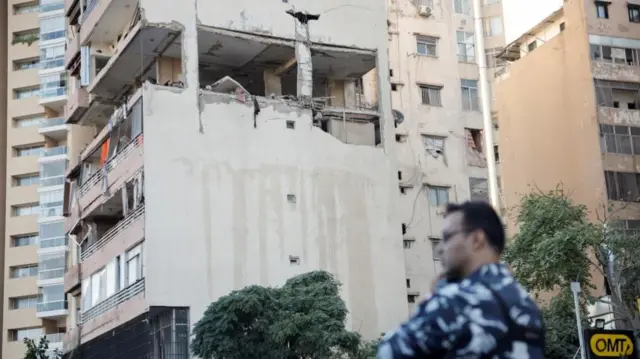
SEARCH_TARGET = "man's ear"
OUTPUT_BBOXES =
[470,230,487,251]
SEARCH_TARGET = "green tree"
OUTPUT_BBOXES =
[191,271,377,359]
[502,187,640,357]
[23,337,61,359]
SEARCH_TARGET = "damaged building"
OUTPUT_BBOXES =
[59,0,406,357]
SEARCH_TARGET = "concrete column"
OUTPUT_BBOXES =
[328,79,345,107]
[263,69,282,96]
[344,80,357,109]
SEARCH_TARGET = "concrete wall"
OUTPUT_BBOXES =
[141,0,387,51]
[142,85,407,339]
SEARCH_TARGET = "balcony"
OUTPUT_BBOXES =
[65,35,80,70]
[592,61,640,83]
[65,87,115,125]
[74,135,143,218]
[41,0,65,13]
[38,117,69,140]
[39,86,68,110]
[79,0,139,46]
[42,146,67,158]
[36,300,68,318]
[80,279,144,324]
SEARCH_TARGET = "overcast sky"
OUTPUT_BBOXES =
[502,0,563,44]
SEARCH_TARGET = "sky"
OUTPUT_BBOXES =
[502,0,563,44]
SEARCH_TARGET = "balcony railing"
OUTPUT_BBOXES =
[41,0,64,12]
[44,333,64,344]
[80,279,145,323]
[42,146,67,157]
[81,0,100,24]
[78,134,143,197]
[39,268,65,281]
[80,205,144,260]
[40,30,66,42]
[40,117,66,128]
[37,300,68,313]
[40,87,67,99]
[41,57,65,70]
[40,236,67,249]
[40,206,63,218]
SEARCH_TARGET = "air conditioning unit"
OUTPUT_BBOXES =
[418,5,432,17]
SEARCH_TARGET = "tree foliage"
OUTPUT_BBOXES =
[503,187,640,357]
[191,271,376,359]
[23,337,61,359]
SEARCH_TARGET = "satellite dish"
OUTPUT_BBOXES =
[392,109,405,124]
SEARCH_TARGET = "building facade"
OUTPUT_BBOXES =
[60,0,407,357]
[387,0,506,312]
[495,0,640,317]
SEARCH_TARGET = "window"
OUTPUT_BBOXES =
[412,0,433,5]
[15,145,44,157]
[126,244,142,286]
[14,86,40,99]
[423,135,445,154]
[454,0,471,15]
[14,174,39,187]
[14,58,39,71]
[417,35,438,56]
[13,2,39,14]
[14,115,44,128]
[485,17,503,37]
[40,72,67,98]
[419,85,442,106]
[10,296,38,310]
[38,252,66,280]
[430,238,441,260]
[40,189,64,218]
[12,29,39,45]
[13,204,39,217]
[427,186,450,206]
[560,22,566,32]
[605,171,640,202]
[485,47,505,67]
[40,16,65,41]
[596,1,609,19]
[629,4,640,23]
[40,221,65,249]
[590,44,640,65]
[461,79,479,111]
[494,145,500,163]
[457,31,476,62]
[596,80,640,105]
[408,294,419,303]
[8,327,43,342]
[10,264,38,278]
[469,177,489,202]
[528,41,538,52]
[11,234,38,247]
[403,239,415,248]
[41,160,66,187]
[40,44,65,69]
[599,124,640,155]
[614,219,640,237]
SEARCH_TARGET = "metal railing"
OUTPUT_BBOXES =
[78,134,143,197]
[40,117,65,128]
[42,146,67,157]
[80,206,144,261]
[80,279,145,324]
[40,236,67,249]
[37,300,67,313]
[38,268,65,281]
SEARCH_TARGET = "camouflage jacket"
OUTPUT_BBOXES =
[377,263,545,358]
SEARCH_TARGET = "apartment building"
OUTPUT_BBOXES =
[387,0,505,312]
[1,0,95,358]
[494,0,640,315]
[60,0,407,356]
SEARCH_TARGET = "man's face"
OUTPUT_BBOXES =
[438,211,473,281]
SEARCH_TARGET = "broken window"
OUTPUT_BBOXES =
[456,31,476,62]
[469,177,489,202]
[466,128,487,167]
[427,186,450,206]
[596,1,609,19]
[527,41,537,52]
[461,79,479,111]
[613,219,640,238]
[494,145,500,163]
[430,238,441,260]
[422,135,445,155]
[630,4,640,23]
[599,124,640,155]
[591,43,640,66]
[595,80,640,107]
[419,85,442,106]
[416,35,438,56]
[605,171,640,202]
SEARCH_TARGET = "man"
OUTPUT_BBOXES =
[378,201,545,358]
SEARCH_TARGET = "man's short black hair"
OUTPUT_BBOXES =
[445,201,505,254]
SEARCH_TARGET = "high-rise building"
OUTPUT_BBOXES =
[387,0,506,312]
[2,0,83,358]
[494,0,638,323]
[60,0,407,357]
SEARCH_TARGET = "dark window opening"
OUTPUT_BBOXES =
[596,1,609,19]
[560,22,566,31]
[629,4,640,23]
